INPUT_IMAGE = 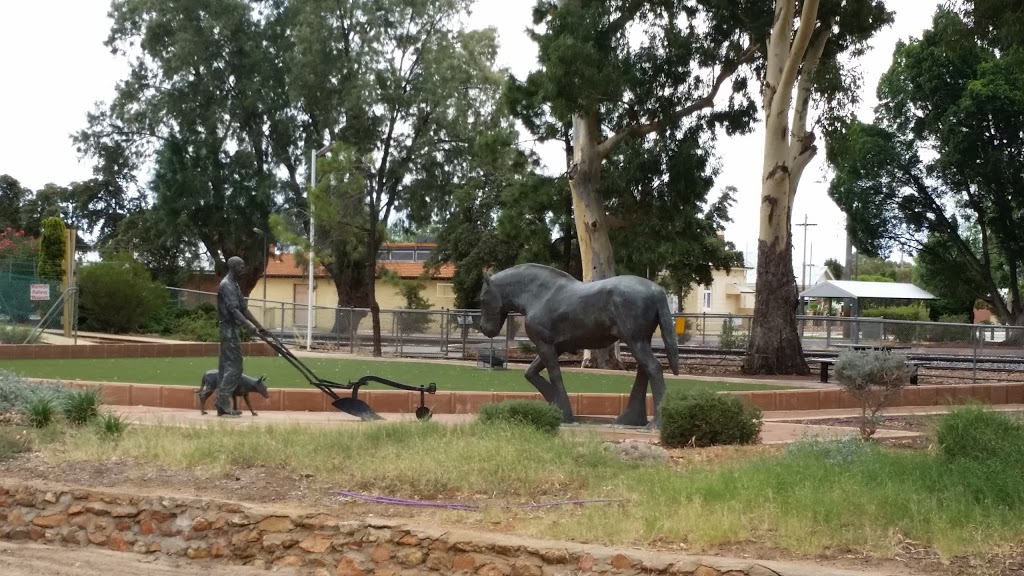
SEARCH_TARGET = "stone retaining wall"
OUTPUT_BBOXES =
[32,379,1024,417]
[0,479,866,576]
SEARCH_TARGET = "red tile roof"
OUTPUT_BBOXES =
[264,252,455,281]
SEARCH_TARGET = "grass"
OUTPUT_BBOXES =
[29,405,1024,560]
[0,357,786,394]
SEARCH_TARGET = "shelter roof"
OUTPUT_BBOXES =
[798,280,937,300]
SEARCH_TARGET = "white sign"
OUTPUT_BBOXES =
[29,284,50,301]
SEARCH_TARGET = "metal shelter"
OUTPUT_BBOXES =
[798,280,937,316]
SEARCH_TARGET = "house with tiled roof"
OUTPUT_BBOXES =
[255,241,456,309]
[186,241,457,330]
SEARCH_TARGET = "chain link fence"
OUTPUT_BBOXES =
[165,288,1024,374]
[0,257,75,344]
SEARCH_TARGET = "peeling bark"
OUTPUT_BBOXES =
[570,113,622,369]
[744,0,827,376]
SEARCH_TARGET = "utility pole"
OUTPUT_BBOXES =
[796,214,817,290]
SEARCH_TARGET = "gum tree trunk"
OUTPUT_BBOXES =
[744,0,829,375]
[570,113,623,370]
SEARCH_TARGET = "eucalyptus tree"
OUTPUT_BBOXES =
[743,0,892,375]
[290,0,516,355]
[826,6,1024,337]
[73,0,295,293]
[509,0,761,368]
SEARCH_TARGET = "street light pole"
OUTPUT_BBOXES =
[252,227,267,303]
[306,143,334,351]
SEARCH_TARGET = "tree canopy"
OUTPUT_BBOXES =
[826,5,1024,328]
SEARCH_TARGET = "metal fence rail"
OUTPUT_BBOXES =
[165,288,1024,378]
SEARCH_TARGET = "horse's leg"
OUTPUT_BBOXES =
[629,339,666,430]
[615,369,649,427]
[524,356,558,405]
[528,344,574,423]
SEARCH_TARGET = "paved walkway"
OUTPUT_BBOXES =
[105,404,933,445]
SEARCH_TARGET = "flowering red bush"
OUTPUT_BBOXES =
[0,228,39,260]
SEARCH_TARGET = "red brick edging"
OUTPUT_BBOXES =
[7,342,1021,415]
[32,379,1024,416]
[0,342,275,360]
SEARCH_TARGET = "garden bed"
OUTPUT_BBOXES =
[3,407,1024,576]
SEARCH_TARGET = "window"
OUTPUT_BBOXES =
[702,287,712,310]
[436,283,455,298]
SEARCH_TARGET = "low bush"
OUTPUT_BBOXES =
[24,396,57,428]
[78,255,168,333]
[834,350,909,439]
[0,428,29,461]
[935,407,1024,509]
[62,387,102,426]
[936,406,1024,465]
[477,400,563,434]
[96,412,131,438]
[659,389,762,448]
[0,370,71,414]
[0,323,37,344]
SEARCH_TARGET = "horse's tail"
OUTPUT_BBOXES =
[657,295,680,375]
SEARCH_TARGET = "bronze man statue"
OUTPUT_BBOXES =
[216,256,269,417]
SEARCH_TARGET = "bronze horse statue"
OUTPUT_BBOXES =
[478,263,679,428]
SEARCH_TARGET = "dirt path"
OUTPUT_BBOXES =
[0,540,300,576]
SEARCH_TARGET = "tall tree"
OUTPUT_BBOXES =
[510,0,762,368]
[290,0,513,355]
[74,0,295,294]
[0,175,29,231]
[743,0,892,375]
[826,7,1024,337]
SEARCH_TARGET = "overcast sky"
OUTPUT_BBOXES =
[0,0,942,281]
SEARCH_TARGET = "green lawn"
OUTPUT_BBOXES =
[2,357,786,394]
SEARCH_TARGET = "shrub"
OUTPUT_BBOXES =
[96,412,131,438]
[24,396,57,428]
[718,319,747,350]
[37,216,66,281]
[659,389,762,448]
[834,350,910,439]
[860,305,928,343]
[164,304,221,342]
[62,387,102,426]
[477,400,563,434]
[78,255,169,333]
[935,406,1024,508]
[928,314,975,343]
[0,323,37,344]
[936,406,1024,465]
[0,428,29,461]
[0,370,71,414]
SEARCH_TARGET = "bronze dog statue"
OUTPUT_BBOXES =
[197,370,270,416]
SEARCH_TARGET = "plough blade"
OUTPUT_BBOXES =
[332,397,384,421]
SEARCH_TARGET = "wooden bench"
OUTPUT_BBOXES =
[807,357,930,386]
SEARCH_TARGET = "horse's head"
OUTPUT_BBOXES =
[253,375,270,399]
[478,274,506,338]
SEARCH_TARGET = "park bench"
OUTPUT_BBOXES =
[807,356,929,386]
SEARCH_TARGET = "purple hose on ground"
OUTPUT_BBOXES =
[335,490,619,511]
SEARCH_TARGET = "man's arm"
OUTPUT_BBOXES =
[222,285,261,333]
